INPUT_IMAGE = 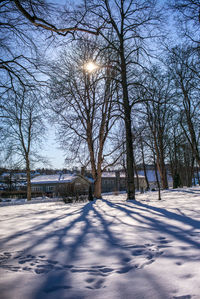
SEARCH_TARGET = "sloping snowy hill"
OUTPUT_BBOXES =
[0,187,200,299]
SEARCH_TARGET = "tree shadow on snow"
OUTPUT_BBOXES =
[107,199,200,249]
[1,197,198,299]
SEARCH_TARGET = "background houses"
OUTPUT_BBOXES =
[31,171,147,196]
[0,167,174,199]
[101,171,147,193]
[31,173,91,196]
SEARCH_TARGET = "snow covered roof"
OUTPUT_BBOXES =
[101,170,173,181]
[30,170,172,185]
[101,172,145,179]
[31,174,78,185]
[102,172,116,178]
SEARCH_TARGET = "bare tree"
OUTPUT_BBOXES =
[0,0,102,191]
[47,38,121,198]
[138,132,150,190]
[167,113,183,188]
[1,89,45,201]
[168,46,200,167]
[166,110,195,188]
[86,0,162,199]
[138,67,173,189]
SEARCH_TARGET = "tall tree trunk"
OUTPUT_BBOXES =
[151,126,168,189]
[153,153,161,200]
[120,49,135,200]
[135,168,139,191]
[181,92,200,167]
[154,138,168,189]
[141,139,149,190]
[133,154,139,191]
[156,159,168,189]
[94,173,102,199]
[9,172,12,191]
[26,157,31,201]
[196,163,200,185]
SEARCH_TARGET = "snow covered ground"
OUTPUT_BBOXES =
[0,187,200,299]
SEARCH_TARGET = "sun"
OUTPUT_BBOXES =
[83,61,99,73]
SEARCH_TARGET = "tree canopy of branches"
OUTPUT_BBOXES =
[0,0,99,96]
[170,0,200,47]
[167,46,200,167]
[48,38,121,198]
[1,88,45,200]
[13,0,99,36]
[136,67,173,189]
[0,0,101,196]
[84,0,162,199]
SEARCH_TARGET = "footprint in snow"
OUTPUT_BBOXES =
[116,265,133,274]
[0,251,23,265]
[180,274,193,279]
[128,243,164,269]
[0,243,163,278]
[131,249,144,256]
[99,267,114,273]
[85,278,95,283]
[86,278,105,289]
[0,251,60,274]
[122,257,131,262]
[157,236,166,240]
[173,295,191,299]
[176,261,182,266]
[157,237,172,248]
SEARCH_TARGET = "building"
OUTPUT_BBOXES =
[31,173,91,196]
[101,171,147,193]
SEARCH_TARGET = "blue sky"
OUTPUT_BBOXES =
[40,126,66,169]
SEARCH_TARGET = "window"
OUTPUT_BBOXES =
[46,186,55,192]
[32,186,43,192]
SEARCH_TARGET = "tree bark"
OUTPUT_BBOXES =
[153,134,168,189]
[156,159,168,189]
[94,173,102,199]
[153,153,161,200]
[26,157,31,201]
[141,139,150,190]
[133,154,139,191]
[120,49,135,200]
[196,164,200,185]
